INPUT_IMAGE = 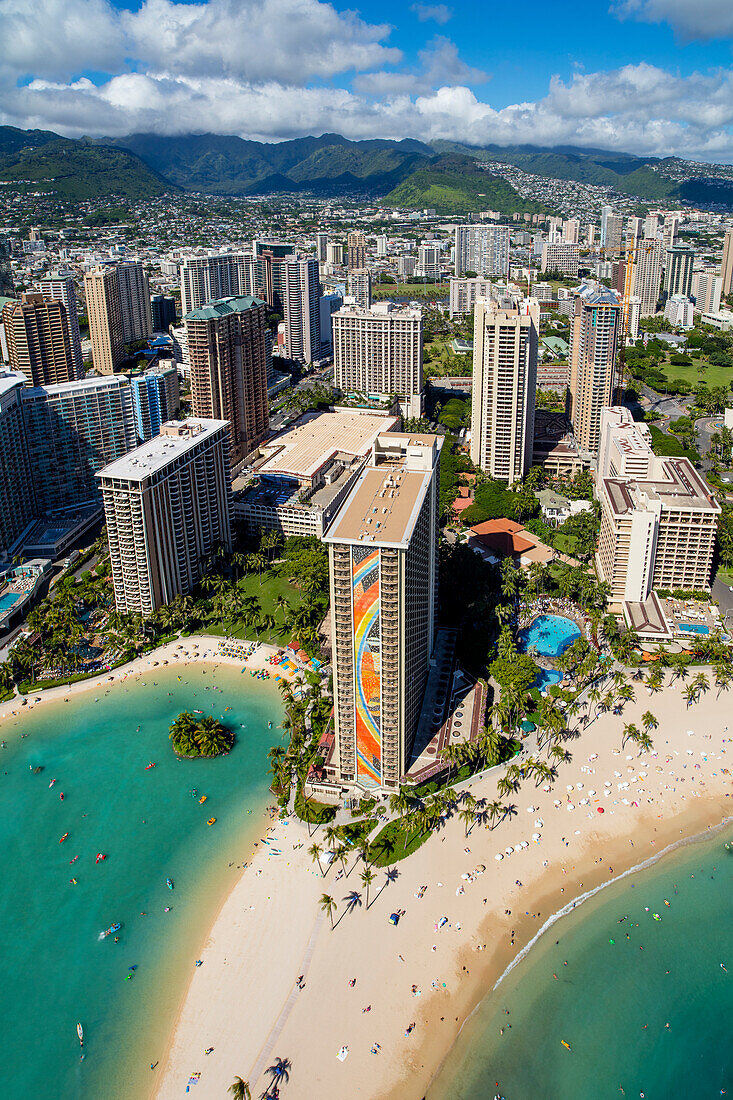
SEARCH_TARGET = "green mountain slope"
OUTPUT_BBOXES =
[383,154,545,215]
[110,132,433,196]
[0,127,171,199]
[429,140,733,204]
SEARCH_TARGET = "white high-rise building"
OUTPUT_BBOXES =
[348,269,372,310]
[38,271,83,376]
[282,257,322,366]
[664,295,694,329]
[631,239,664,316]
[417,243,442,279]
[98,418,232,616]
[179,253,249,315]
[376,235,388,258]
[333,302,423,419]
[470,295,538,483]
[541,242,580,276]
[448,276,496,318]
[692,272,722,314]
[644,213,662,239]
[563,219,580,244]
[454,225,509,277]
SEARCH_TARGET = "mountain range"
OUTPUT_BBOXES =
[1,125,732,209]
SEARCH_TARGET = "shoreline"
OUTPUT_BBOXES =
[0,634,302,729]
[423,808,733,1100]
[154,671,732,1100]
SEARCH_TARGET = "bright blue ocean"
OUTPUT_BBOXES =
[428,824,733,1100]
[0,664,281,1100]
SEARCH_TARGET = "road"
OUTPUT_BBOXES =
[637,383,689,424]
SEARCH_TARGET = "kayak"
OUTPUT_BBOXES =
[95,853,106,864]
[145,763,156,770]
[198,795,207,804]
[102,922,121,938]
[59,833,69,843]
[561,1041,572,1051]
[207,818,216,826]
[166,878,174,890]
[77,1022,83,1047]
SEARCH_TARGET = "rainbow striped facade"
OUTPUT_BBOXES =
[351,545,381,784]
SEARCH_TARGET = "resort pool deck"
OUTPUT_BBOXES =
[534,668,563,692]
[518,614,582,659]
[0,591,22,611]
[678,622,709,635]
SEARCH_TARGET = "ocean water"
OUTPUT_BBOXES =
[428,824,733,1100]
[0,664,282,1100]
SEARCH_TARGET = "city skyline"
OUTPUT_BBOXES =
[0,0,731,162]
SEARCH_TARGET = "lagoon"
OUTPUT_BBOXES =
[0,664,281,1099]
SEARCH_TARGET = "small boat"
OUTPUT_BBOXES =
[49,779,56,787]
[69,855,79,864]
[145,762,156,770]
[95,853,106,864]
[166,878,174,890]
[207,818,216,826]
[60,792,64,801]
[77,1022,83,1047]
[561,1040,572,1051]
[102,922,121,938]
[59,833,69,843]
[70,878,77,885]
[268,722,272,729]
[194,709,203,714]
[198,795,207,804]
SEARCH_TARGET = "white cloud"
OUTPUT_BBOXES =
[411,3,453,24]
[355,36,488,95]
[613,0,733,40]
[1,0,733,165]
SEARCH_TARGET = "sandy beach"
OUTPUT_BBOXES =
[154,670,732,1100]
[0,634,301,725]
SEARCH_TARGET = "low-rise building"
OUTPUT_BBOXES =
[663,295,694,329]
[233,407,399,538]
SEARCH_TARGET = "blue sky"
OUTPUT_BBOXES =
[1,0,733,161]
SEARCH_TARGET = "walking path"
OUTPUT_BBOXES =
[248,910,327,1088]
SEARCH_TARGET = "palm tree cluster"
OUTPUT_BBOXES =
[168,711,234,758]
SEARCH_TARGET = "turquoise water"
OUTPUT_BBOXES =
[0,664,282,1100]
[0,590,21,608]
[428,825,733,1100]
[534,667,563,692]
[519,613,581,659]
[679,623,710,635]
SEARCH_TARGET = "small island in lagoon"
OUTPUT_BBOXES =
[169,711,235,759]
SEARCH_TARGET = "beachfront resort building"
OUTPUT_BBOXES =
[184,295,269,469]
[324,433,442,790]
[568,284,621,454]
[98,419,232,616]
[333,302,423,419]
[470,295,538,483]
[0,371,36,559]
[596,408,720,609]
[233,406,399,538]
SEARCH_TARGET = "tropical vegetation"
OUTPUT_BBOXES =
[169,712,234,758]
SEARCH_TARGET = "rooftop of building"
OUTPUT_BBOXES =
[334,301,422,319]
[603,457,721,516]
[0,368,26,398]
[96,418,227,482]
[253,407,399,484]
[183,295,265,322]
[575,283,620,307]
[324,433,441,548]
[21,374,128,400]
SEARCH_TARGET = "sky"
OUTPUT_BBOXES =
[1,0,733,162]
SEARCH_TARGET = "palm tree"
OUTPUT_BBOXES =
[308,842,324,876]
[264,1057,291,1094]
[344,890,362,916]
[228,1078,251,1100]
[683,683,697,708]
[621,722,640,750]
[360,866,375,909]
[641,710,658,736]
[693,672,710,698]
[635,730,653,755]
[319,892,337,929]
[486,799,504,830]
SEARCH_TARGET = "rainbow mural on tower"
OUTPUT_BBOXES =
[352,545,381,784]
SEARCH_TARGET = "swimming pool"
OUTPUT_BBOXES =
[0,591,21,611]
[534,668,563,692]
[518,614,581,658]
[678,622,709,635]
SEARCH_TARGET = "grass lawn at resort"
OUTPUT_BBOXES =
[205,571,300,645]
[367,818,431,866]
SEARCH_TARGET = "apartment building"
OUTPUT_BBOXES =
[448,276,497,318]
[596,408,720,606]
[99,419,232,616]
[84,267,125,375]
[347,230,367,272]
[2,292,78,386]
[324,433,442,789]
[0,371,36,557]
[470,296,538,483]
[568,285,621,454]
[333,302,423,419]
[454,225,510,277]
[663,246,694,300]
[179,252,249,315]
[21,375,139,513]
[282,257,322,365]
[184,295,269,468]
[38,272,83,376]
[721,228,733,297]
[541,242,580,276]
[129,362,180,441]
[692,271,722,315]
[630,239,664,316]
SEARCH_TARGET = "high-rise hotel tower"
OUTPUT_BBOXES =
[324,433,442,790]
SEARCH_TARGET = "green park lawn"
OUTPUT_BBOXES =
[373,281,448,301]
[662,359,733,390]
[205,569,302,645]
